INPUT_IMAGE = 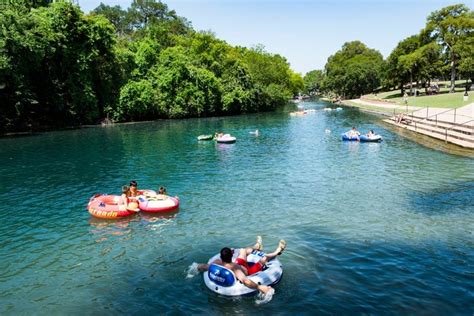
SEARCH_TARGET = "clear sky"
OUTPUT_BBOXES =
[79,0,472,74]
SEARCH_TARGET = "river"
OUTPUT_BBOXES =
[1,100,473,314]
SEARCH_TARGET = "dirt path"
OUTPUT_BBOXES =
[349,98,421,111]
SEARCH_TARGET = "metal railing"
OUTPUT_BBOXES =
[393,104,473,129]
[444,119,474,143]
[421,107,473,125]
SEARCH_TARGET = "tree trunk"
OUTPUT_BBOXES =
[410,71,413,96]
[450,57,456,93]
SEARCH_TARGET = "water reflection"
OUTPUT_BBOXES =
[140,210,178,222]
[343,141,361,154]
[89,209,180,240]
[88,217,136,241]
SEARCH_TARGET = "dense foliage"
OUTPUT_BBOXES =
[304,3,473,98]
[0,1,302,133]
[322,41,384,99]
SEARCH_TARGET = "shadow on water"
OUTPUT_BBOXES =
[408,180,474,215]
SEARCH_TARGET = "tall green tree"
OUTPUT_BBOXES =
[456,29,474,90]
[323,41,384,99]
[92,3,130,35]
[385,35,421,93]
[426,4,474,92]
[303,70,324,95]
[0,2,118,132]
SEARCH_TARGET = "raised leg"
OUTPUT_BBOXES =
[258,240,286,265]
[242,236,263,255]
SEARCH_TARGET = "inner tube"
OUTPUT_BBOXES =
[289,111,306,116]
[359,135,383,142]
[138,194,179,213]
[88,195,136,219]
[341,133,360,141]
[203,249,283,296]
[198,135,213,141]
[216,134,236,144]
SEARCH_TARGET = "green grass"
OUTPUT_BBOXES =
[391,92,472,108]
[364,84,472,108]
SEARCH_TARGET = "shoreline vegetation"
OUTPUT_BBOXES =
[303,4,473,114]
[0,1,304,134]
[1,1,472,136]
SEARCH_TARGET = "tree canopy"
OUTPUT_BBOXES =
[0,0,303,133]
[322,41,384,99]
[304,3,473,99]
[425,4,474,92]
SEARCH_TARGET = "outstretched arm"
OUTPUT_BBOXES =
[197,259,222,272]
[235,269,271,294]
[197,263,209,272]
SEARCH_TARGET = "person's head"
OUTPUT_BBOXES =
[352,127,356,130]
[370,130,374,133]
[220,247,233,263]
[129,182,137,195]
[122,185,129,194]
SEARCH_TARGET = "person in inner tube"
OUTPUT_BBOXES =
[119,185,129,211]
[366,130,375,137]
[127,181,139,210]
[348,126,360,139]
[196,237,286,295]
[158,186,167,195]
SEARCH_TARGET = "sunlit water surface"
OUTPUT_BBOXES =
[0,101,473,314]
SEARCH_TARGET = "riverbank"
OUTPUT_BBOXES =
[341,98,422,114]
[339,98,474,153]
[339,99,400,117]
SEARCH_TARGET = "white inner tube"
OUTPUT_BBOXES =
[203,249,283,296]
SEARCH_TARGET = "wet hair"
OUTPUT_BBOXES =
[158,186,166,194]
[122,185,129,194]
[220,247,233,263]
[130,180,137,187]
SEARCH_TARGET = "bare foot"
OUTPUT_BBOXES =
[255,235,263,251]
[277,239,286,255]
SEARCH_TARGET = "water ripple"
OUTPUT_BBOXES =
[0,102,473,314]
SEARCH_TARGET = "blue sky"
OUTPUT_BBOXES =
[79,0,471,74]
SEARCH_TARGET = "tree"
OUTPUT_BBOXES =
[0,2,119,132]
[241,46,299,109]
[324,41,384,99]
[92,3,129,35]
[1,0,303,132]
[426,4,474,92]
[385,35,420,93]
[456,30,474,91]
[151,47,222,118]
[128,0,190,34]
[303,70,324,95]
[118,79,158,120]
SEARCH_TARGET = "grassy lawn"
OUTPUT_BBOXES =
[363,80,472,108]
[392,92,472,108]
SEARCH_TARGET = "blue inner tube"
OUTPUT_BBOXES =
[341,133,359,141]
[359,135,383,142]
